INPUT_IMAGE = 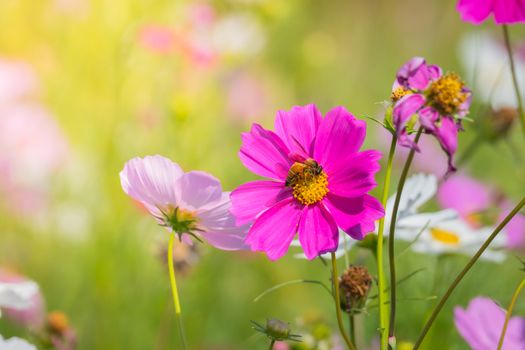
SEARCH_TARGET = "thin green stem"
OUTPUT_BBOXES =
[331,252,357,350]
[497,278,525,350]
[413,196,525,349]
[168,234,188,350]
[268,340,276,350]
[503,25,525,136]
[349,314,356,344]
[377,135,397,350]
[388,128,423,341]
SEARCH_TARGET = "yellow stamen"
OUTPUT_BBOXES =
[426,73,468,115]
[391,86,412,102]
[430,228,460,245]
[291,171,329,206]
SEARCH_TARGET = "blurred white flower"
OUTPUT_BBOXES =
[212,13,266,56]
[397,217,506,261]
[0,280,39,312]
[0,335,36,350]
[459,31,525,109]
[390,174,506,262]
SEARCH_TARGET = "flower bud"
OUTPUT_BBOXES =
[47,311,69,335]
[266,319,291,340]
[339,265,373,314]
[480,107,518,141]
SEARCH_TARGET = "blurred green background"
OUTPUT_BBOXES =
[0,0,524,349]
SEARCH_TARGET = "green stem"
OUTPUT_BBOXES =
[413,196,525,349]
[168,234,188,349]
[502,25,525,136]
[331,253,357,350]
[349,314,356,344]
[497,278,525,350]
[377,135,397,350]
[388,128,423,341]
[268,340,276,350]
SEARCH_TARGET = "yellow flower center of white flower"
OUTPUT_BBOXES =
[430,227,460,245]
[426,73,468,115]
[286,160,329,206]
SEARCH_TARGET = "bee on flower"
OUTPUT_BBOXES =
[231,104,384,260]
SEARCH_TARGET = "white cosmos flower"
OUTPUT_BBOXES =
[459,31,525,110]
[397,217,506,262]
[0,281,39,312]
[0,335,37,350]
[390,174,506,262]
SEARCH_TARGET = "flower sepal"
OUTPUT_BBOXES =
[251,319,302,342]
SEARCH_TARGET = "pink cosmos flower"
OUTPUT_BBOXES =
[391,57,472,173]
[138,25,176,54]
[231,104,384,260]
[120,155,248,250]
[0,59,38,105]
[454,297,525,349]
[0,104,69,214]
[457,0,525,25]
[437,174,525,249]
[0,271,45,330]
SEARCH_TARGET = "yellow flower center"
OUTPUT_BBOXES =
[430,228,460,245]
[426,73,468,115]
[391,86,412,102]
[286,160,329,206]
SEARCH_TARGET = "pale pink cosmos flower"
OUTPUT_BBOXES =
[457,0,525,25]
[0,59,38,105]
[225,71,268,122]
[0,335,36,350]
[120,155,248,250]
[0,271,45,330]
[455,297,525,349]
[231,104,384,260]
[0,104,69,213]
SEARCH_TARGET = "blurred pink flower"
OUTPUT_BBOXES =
[120,155,248,250]
[455,297,525,349]
[225,71,268,122]
[138,25,176,54]
[231,104,384,260]
[437,173,525,249]
[0,271,45,330]
[0,104,69,213]
[273,341,290,350]
[457,0,525,25]
[0,59,38,106]
[437,174,492,220]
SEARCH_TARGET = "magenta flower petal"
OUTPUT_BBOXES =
[327,150,382,197]
[274,104,322,158]
[396,57,432,90]
[432,117,459,172]
[494,0,525,23]
[230,180,290,225]
[418,107,440,132]
[324,194,384,240]
[437,174,492,218]
[120,155,184,214]
[298,203,338,259]
[245,198,303,260]
[239,124,292,180]
[175,171,223,210]
[455,297,525,349]
[313,106,366,173]
[392,94,426,137]
[499,201,525,249]
[457,0,494,24]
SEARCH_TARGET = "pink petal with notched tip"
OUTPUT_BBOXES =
[230,180,290,225]
[245,198,303,260]
[239,124,292,180]
[298,203,339,259]
[313,106,366,174]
